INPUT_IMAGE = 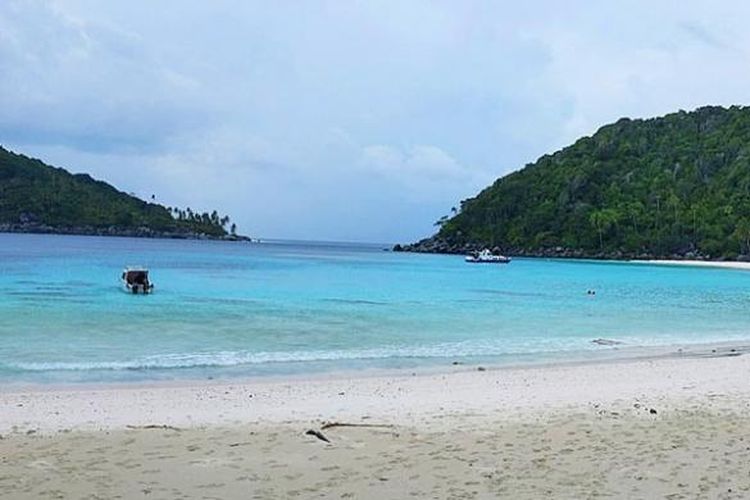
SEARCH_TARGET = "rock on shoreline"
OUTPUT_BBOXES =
[393,236,746,262]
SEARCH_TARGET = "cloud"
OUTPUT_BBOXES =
[679,22,729,50]
[3,1,750,242]
[361,144,467,180]
[0,0,209,153]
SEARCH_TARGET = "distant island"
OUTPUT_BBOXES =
[397,105,750,261]
[0,146,247,240]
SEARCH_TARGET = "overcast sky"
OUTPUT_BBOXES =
[2,1,750,242]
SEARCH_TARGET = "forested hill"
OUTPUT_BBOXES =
[0,146,240,239]
[398,105,750,260]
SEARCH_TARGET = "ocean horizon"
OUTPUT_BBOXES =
[2,232,750,385]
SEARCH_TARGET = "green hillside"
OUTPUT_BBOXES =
[0,146,235,238]
[401,105,750,260]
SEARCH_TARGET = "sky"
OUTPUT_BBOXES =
[2,1,750,243]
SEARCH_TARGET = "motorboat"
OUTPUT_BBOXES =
[121,267,154,294]
[465,249,511,264]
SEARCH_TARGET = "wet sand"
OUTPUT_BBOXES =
[2,349,750,499]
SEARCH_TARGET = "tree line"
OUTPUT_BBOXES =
[0,146,238,238]
[432,105,750,259]
[168,207,236,235]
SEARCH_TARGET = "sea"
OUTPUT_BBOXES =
[1,232,750,385]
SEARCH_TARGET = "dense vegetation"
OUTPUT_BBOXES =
[0,146,234,238]
[408,106,750,259]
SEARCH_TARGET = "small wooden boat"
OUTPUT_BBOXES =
[121,267,154,294]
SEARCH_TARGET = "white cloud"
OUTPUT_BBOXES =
[361,144,467,180]
[0,0,208,152]
[360,145,403,173]
[3,1,750,242]
[522,2,750,146]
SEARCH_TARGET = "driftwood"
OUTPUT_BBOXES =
[320,421,394,430]
[125,424,182,431]
[305,421,395,444]
[305,429,330,443]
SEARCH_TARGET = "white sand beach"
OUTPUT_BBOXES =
[633,259,750,271]
[2,346,750,499]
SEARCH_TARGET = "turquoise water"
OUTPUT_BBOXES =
[1,233,750,384]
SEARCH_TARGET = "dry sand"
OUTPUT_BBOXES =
[2,347,750,499]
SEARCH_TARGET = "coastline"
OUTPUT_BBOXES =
[4,242,750,497]
[396,240,750,270]
[632,258,750,271]
[3,348,750,498]
[0,226,252,242]
[2,341,750,434]
[3,338,749,395]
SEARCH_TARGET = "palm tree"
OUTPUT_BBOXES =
[434,215,449,227]
[733,219,750,254]
[589,209,619,251]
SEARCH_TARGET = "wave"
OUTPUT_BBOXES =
[1,340,587,373]
[323,298,388,306]
[5,332,748,375]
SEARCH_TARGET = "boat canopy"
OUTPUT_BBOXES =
[123,268,149,284]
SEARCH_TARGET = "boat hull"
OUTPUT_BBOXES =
[123,282,154,294]
[465,257,511,264]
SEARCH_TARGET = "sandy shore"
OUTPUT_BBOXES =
[633,258,750,271]
[2,349,750,498]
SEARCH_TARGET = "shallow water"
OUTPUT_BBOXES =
[1,233,749,384]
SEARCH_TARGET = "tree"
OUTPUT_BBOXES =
[0,147,235,238]
[623,201,644,237]
[410,106,750,259]
[733,219,750,255]
[589,209,619,251]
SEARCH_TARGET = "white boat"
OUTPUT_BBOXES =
[121,267,154,294]
[465,249,511,264]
